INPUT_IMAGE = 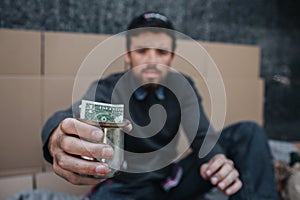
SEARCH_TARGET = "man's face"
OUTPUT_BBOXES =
[125,32,174,86]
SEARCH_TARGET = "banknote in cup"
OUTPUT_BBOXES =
[80,100,124,123]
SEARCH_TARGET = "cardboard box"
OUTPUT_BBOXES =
[44,32,125,76]
[202,79,264,128]
[205,42,260,80]
[224,79,264,126]
[0,76,44,172]
[35,171,91,196]
[173,40,210,78]
[0,174,33,200]
[42,76,75,123]
[0,29,41,75]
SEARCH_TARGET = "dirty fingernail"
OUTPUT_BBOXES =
[102,147,113,157]
[92,130,103,141]
[211,176,218,184]
[96,165,106,174]
[206,169,212,176]
[219,182,225,189]
[226,188,232,195]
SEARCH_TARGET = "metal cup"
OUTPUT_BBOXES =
[77,118,128,178]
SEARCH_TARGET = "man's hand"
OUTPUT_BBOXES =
[200,154,242,196]
[48,118,131,185]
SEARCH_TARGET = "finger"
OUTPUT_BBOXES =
[59,134,114,159]
[224,179,243,196]
[205,154,227,177]
[228,159,234,166]
[54,151,110,177]
[217,169,239,190]
[211,162,233,185]
[48,126,63,156]
[61,118,103,143]
[122,122,133,133]
[200,163,210,179]
[53,158,105,185]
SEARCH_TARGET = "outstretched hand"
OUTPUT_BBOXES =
[48,118,132,185]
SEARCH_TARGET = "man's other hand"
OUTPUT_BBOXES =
[200,154,242,196]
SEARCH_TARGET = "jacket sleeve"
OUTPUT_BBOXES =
[181,76,224,163]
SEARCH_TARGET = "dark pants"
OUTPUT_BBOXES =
[89,122,280,200]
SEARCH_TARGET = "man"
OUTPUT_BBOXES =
[42,12,280,199]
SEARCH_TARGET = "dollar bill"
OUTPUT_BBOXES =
[80,100,124,123]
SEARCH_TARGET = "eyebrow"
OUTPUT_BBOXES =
[133,45,171,51]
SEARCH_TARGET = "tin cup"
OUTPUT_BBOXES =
[77,118,128,178]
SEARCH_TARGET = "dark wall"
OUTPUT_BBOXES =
[1,0,300,140]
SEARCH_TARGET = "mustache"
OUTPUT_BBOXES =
[141,64,162,73]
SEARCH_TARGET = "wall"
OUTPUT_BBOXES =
[1,0,299,140]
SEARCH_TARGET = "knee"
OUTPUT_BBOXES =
[240,121,263,134]
[244,122,271,146]
[230,121,267,142]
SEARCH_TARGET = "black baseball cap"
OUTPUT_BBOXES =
[127,12,174,30]
[126,12,176,51]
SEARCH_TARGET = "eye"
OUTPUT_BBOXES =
[157,49,169,55]
[135,48,148,54]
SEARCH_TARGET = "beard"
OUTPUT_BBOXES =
[142,82,159,91]
[140,64,163,90]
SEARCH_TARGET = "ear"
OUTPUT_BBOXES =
[124,52,131,64]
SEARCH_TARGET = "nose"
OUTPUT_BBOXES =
[148,49,158,63]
